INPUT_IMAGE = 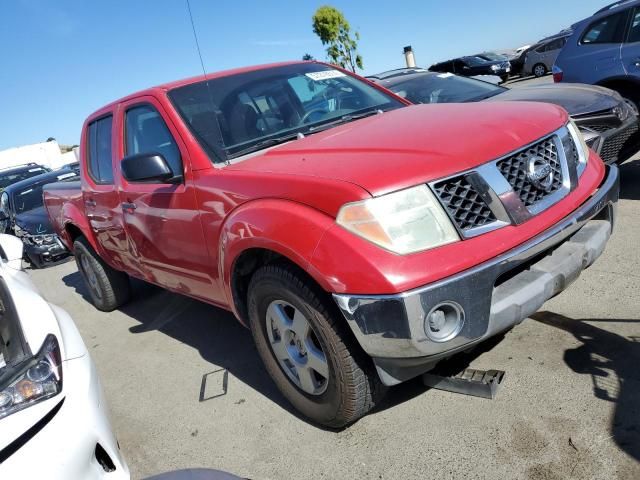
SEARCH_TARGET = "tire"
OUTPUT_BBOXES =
[247,264,384,428]
[533,63,547,78]
[73,237,131,311]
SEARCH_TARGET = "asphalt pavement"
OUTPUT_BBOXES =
[28,78,640,479]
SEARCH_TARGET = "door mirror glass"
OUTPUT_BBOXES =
[121,153,177,184]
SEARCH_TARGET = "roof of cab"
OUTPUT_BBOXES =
[86,60,310,120]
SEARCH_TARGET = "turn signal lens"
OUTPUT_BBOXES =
[336,185,459,254]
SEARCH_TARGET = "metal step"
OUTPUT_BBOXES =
[422,368,505,399]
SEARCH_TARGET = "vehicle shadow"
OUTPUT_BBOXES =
[530,311,640,462]
[619,158,640,200]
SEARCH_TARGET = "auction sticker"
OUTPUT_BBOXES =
[305,70,346,81]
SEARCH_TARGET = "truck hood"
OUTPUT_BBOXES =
[226,102,568,196]
[487,83,621,117]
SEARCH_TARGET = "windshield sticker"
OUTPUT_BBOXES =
[28,168,43,172]
[57,173,76,180]
[437,73,454,78]
[19,189,33,196]
[305,70,346,81]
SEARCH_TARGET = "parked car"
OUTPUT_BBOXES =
[0,234,129,478]
[429,56,511,82]
[524,35,569,77]
[554,0,640,108]
[0,168,78,267]
[0,163,50,191]
[509,44,539,76]
[367,68,640,164]
[44,61,618,428]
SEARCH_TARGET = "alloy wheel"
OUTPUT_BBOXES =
[79,254,103,301]
[265,300,329,395]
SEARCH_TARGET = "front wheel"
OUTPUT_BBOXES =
[73,237,131,311]
[247,264,384,428]
[533,63,547,78]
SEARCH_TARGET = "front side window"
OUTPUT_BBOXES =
[125,105,182,176]
[87,115,114,184]
[169,63,404,162]
[581,11,628,44]
[627,8,640,43]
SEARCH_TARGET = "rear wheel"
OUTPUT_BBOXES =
[533,63,547,78]
[73,237,130,311]
[247,264,384,428]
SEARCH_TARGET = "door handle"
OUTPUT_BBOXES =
[85,199,96,208]
[121,202,137,212]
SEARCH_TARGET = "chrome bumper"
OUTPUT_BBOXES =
[333,166,619,385]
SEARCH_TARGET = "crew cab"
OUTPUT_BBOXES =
[43,61,619,428]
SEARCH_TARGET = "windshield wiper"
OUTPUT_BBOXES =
[229,132,304,158]
[308,109,384,134]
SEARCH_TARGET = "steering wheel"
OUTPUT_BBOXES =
[299,108,329,124]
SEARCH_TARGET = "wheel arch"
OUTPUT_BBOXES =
[60,202,98,253]
[219,199,337,324]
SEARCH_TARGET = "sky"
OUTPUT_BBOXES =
[0,0,609,150]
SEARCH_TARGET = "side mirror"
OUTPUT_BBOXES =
[121,153,180,184]
[0,233,24,269]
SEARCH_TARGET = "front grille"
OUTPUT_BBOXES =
[582,124,614,133]
[497,136,563,207]
[599,122,639,163]
[432,175,496,231]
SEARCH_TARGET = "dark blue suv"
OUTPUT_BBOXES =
[554,0,640,107]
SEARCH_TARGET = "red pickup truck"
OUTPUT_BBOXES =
[44,61,619,427]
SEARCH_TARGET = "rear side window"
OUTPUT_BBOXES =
[581,11,628,44]
[125,105,182,176]
[87,116,114,184]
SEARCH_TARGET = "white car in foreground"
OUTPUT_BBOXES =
[0,234,129,478]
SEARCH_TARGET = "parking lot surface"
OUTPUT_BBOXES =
[29,103,639,479]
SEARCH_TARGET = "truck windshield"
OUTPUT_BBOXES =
[385,73,505,104]
[169,63,404,162]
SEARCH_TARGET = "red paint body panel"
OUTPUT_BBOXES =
[43,61,604,321]
[311,151,605,294]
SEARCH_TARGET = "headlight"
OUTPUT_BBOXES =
[0,335,63,420]
[490,64,500,71]
[567,120,589,174]
[336,185,459,254]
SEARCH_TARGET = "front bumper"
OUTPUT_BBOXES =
[23,235,69,268]
[0,344,129,478]
[334,166,619,386]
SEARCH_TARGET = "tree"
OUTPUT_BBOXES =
[312,6,363,72]
[302,53,315,61]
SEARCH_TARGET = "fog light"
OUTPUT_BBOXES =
[424,302,465,342]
